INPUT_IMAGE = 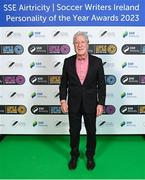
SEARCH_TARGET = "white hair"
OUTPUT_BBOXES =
[73,31,89,44]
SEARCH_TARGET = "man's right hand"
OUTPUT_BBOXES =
[60,100,68,113]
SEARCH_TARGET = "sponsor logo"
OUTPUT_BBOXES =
[121,61,138,69]
[120,105,145,114]
[53,62,61,68]
[32,121,48,127]
[28,44,70,55]
[31,92,47,99]
[12,121,18,126]
[99,121,106,126]
[0,75,25,85]
[121,75,145,85]
[0,44,24,55]
[31,92,37,98]
[30,62,35,68]
[120,121,126,127]
[105,75,116,85]
[5,31,21,38]
[10,92,24,98]
[31,105,63,115]
[122,31,140,38]
[122,44,145,54]
[54,120,68,128]
[122,62,127,68]
[54,92,60,98]
[121,92,136,99]
[55,121,62,126]
[28,31,46,38]
[103,62,115,68]
[29,75,61,85]
[122,31,128,38]
[104,105,116,115]
[89,44,117,54]
[33,121,37,127]
[8,61,23,68]
[30,62,46,69]
[120,121,136,127]
[52,31,69,37]
[121,92,126,98]
[0,105,27,114]
[99,30,115,38]
[98,120,114,127]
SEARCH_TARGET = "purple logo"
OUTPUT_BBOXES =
[15,75,25,85]
[140,76,145,84]
[3,75,25,85]
[48,44,70,54]
[105,105,116,114]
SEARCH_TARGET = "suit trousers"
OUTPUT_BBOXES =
[68,103,96,159]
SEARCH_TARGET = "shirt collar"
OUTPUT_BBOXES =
[76,54,88,61]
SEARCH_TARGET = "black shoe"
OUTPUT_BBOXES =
[68,157,78,170]
[87,158,95,170]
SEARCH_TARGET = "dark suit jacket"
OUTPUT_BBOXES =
[59,53,106,113]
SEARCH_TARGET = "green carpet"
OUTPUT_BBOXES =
[0,135,145,179]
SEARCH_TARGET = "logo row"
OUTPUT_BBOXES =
[0,75,145,85]
[1,44,145,55]
[0,105,145,115]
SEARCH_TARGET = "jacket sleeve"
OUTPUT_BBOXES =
[97,59,106,105]
[59,59,68,101]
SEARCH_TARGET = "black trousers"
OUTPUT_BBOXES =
[68,104,96,159]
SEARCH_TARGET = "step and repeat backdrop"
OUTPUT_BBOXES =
[0,0,145,134]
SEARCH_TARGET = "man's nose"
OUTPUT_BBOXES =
[78,42,82,47]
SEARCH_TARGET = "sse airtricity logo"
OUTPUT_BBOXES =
[28,44,70,55]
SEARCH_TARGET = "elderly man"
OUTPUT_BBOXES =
[59,31,106,170]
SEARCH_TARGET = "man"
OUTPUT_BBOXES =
[59,31,106,170]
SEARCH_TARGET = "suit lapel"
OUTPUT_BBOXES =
[71,56,82,85]
[83,54,92,86]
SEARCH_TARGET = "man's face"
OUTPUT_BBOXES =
[74,35,88,57]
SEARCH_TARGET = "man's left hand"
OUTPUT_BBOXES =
[96,104,104,117]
